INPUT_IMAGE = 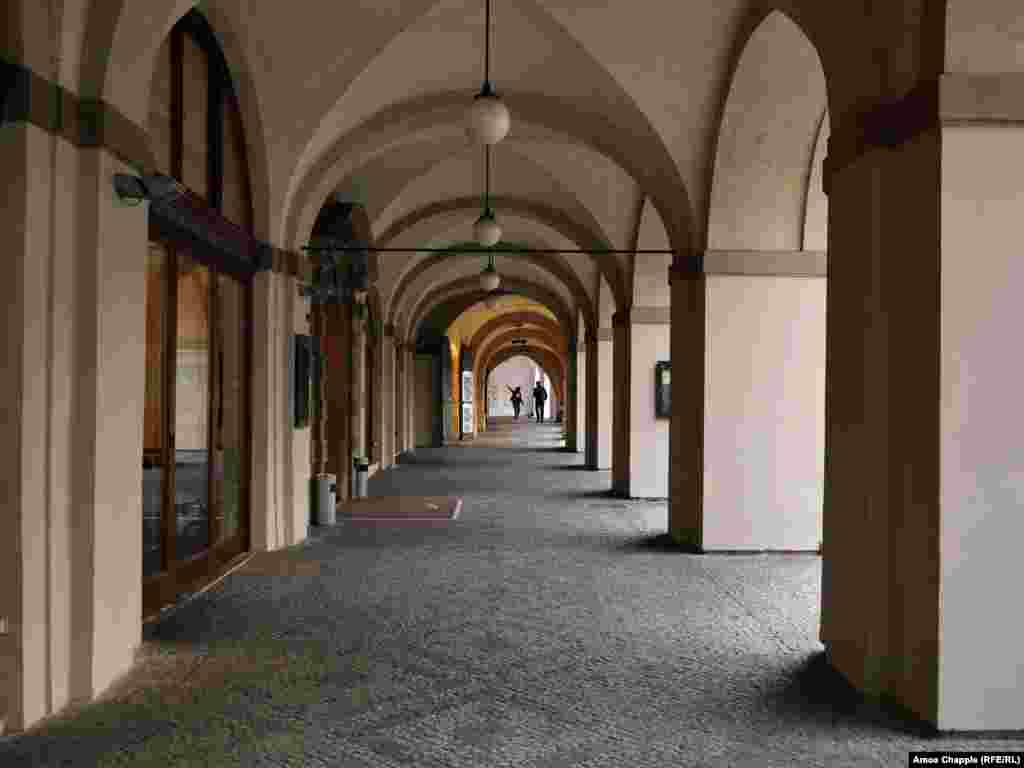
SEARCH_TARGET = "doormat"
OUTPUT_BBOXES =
[338,495,462,524]
[238,552,321,577]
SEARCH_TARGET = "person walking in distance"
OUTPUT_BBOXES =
[532,381,548,423]
[507,385,523,419]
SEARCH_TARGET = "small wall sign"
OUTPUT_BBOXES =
[655,361,671,418]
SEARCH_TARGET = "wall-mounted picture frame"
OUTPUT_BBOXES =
[461,403,474,434]
[655,361,671,418]
[461,371,474,403]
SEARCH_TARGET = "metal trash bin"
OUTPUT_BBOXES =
[313,473,337,525]
[352,458,369,499]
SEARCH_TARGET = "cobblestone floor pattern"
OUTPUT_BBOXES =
[1,420,1020,766]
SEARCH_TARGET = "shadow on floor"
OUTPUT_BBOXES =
[619,533,701,554]
[764,652,938,737]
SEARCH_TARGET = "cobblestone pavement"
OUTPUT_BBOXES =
[2,420,1020,766]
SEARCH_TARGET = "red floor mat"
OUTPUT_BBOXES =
[338,496,462,524]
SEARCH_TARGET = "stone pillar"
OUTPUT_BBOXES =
[379,330,395,469]
[577,337,587,457]
[324,301,352,502]
[438,336,453,444]
[612,309,671,498]
[405,345,416,452]
[594,329,614,470]
[394,341,405,455]
[584,334,599,469]
[351,307,367,461]
[611,313,631,495]
[821,111,1024,731]
[564,338,579,451]
[0,128,152,731]
[668,264,705,548]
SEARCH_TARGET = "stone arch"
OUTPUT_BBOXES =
[484,347,565,406]
[708,9,828,252]
[380,196,619,315]
[477,329,566,377]
[693,4,829,557]
[79,1,272,242]
[283,90,693,275]
[469,312,564,350]
[386,244,595,339]
[405,276,574,345]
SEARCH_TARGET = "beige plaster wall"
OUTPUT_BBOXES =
[72,147,148,706]
[939,124,1024,730]
[946,0,1024,73]
[1,123,48,731]
[252,272,308,551]
[704,276,824,550]
[627,322,671,498]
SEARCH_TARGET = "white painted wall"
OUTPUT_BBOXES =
[488,357,535,417]
[629,323,671,497]
[939,124,1024,730]
[703,275,825,550]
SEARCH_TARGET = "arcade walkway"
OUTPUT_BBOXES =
[0,422,1016,766]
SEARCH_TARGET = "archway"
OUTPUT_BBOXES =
[139,8,257,618]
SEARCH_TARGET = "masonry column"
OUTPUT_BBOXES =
[379,327,396,469]
[564,337,579,452]
[351,305,367,462]
[577,334,587,458]
[0,116,106,731]
[584,333,599,469]
[393,340,405,455]
[438,336,453,444]
[667,260,706,548]
[595,326,614,470]
[324,301,353,502]
[612,309,671,498]
[401,344,413,450]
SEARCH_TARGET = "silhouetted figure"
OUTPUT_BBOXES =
[532,382,548,423]
[507,385,523,419]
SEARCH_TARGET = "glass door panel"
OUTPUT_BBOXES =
[174,250,211,561]
[143,243,168,579]
[213,274,247,544]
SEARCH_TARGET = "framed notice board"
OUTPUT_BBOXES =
[655,361,670,418]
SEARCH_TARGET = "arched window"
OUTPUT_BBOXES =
[142,10,253,616]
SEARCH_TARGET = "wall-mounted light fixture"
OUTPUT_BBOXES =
[113,173,148,205]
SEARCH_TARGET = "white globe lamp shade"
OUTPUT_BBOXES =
[467,94,510,145]
[479,267,501,293]
[474,212,502,247]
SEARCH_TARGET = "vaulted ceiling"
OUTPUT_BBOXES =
[47,0,886,344]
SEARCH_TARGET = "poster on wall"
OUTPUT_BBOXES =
[461,371,474,403]
[461,403,474,434]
